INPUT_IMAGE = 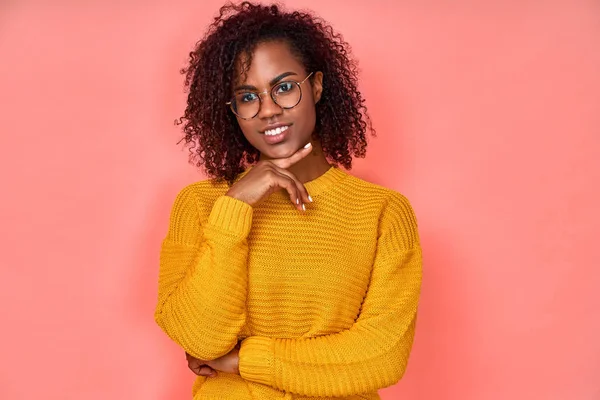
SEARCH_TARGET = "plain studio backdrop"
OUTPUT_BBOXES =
[0,0,599,399]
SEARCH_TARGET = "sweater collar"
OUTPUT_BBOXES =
[303,165,347,196]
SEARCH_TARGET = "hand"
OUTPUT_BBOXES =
[186,352,217,377]
[186,346,241,377]
[225,142,313,211]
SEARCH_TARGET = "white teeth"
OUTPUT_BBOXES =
[265,125,289,136]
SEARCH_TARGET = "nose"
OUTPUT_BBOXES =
[257,92,283,119]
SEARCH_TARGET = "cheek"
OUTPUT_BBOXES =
[294,102,317,131]
[236,120,258,142]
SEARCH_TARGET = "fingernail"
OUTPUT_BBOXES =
[296,198,300,205]
[308,195,313,202]
[304,142,312,149]
[302,203,306,211]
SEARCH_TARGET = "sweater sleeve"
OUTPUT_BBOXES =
[238,193,422,397]
[154,186,253,360]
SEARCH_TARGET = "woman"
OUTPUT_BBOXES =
[154,2,423,399]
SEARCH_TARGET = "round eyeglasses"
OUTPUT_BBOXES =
[226,72,314,120]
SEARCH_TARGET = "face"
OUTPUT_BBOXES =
[231,40,323,160]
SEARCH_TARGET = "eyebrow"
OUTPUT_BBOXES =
[234,71,298,92]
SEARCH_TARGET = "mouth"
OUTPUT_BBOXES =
[261,124,292,145]
[264,125,290,136]
[261,123,292,135]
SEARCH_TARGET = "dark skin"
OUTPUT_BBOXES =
[186,40,330,377]
[227,40,330,211]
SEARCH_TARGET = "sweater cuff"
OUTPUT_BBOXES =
[207,195,253,238]
[239,336,274,386]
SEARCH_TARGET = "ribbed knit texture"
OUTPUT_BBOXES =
[155,166,422,400]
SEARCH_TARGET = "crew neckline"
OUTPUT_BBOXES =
[303,165,347,196]
[235,165,348,197]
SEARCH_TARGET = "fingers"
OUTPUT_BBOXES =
[232,142,313,210]
[186,353,217,377]
[270,166,312,209]
[266,167,311,211]
[271,169,304,211]
[197,366,217,377]
[191,363,217,377]
[270,142,313,170]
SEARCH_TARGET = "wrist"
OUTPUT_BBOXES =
[225,190,251,206]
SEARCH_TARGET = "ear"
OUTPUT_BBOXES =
[311,71,323,104]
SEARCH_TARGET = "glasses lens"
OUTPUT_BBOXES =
[272,82,301,108]
[232,92,260,119]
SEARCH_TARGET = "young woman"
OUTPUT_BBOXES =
[154,2,423,399]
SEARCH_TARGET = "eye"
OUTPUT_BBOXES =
[239,92,259,103]
[274,82,294,94]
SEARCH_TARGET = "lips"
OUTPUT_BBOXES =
[262,124,292,145]
[264,125,290,136]
[261,122,292,135]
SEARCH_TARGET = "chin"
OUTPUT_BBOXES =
[260,147,296,160]
[259,141,303,160]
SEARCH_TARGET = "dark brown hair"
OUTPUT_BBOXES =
[176,1,374,184]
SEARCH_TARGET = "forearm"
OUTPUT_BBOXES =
[239,245,422,396]
[239,316,416,396]
[155,195,253,360]
[155,243,248,359]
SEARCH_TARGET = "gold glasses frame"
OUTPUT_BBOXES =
[226,72,314,120]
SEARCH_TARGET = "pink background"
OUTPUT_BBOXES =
[1,1,599,399]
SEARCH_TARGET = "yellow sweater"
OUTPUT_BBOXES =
[155,166,422,400]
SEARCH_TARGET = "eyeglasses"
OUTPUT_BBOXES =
[226,72,314,120]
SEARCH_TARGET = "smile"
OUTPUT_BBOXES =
[264,125,290,136]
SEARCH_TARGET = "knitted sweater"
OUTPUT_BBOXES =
[154,166,422,400]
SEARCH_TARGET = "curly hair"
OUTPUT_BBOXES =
[175,1,374,184]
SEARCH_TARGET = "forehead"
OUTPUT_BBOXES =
[235,40,306,85]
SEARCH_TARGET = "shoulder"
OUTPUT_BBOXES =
[343,173,419,246]
[170,177,231,218]
[343,173,415,210]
